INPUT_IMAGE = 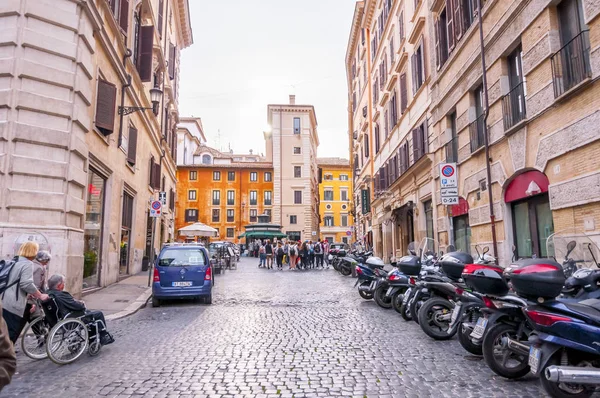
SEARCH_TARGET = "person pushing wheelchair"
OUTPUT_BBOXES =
[43,274,114,346]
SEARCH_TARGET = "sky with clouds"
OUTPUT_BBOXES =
[178,0,357,159]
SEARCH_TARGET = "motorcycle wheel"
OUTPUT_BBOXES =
[358,289,373,300]
[340,266,351,276]
[482,323,530,379]
[540,351,594,398]
[410,292,426,325]
[373,285,393,309]
[417,297,456,340]
[458,323,483,356]
[392,289,406,314]
[400,301,413,321]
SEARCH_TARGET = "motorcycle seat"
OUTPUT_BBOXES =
[561,299,600,321]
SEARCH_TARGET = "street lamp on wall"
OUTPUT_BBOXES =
[119,84,163,116]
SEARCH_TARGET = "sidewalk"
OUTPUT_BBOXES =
[82,270,152,321]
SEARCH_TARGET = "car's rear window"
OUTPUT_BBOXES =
[158,248,206,267]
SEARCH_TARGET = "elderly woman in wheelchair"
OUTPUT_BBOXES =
[20,274,114,365]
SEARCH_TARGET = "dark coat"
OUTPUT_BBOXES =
[48,289,86,316]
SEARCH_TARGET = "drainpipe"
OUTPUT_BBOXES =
[118,50,133,147]
[477,0,499,258]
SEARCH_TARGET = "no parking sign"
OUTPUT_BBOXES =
[439,163,459,205]
[150,200,162,217]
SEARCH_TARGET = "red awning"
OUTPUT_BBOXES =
[504,170,549,203]
[450,197,469,217]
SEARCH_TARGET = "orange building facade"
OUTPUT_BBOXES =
[176,164,274,243]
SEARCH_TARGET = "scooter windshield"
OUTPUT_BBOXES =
[546,228,600,273]
[418,237,438,265]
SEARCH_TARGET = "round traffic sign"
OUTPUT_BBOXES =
[346,231,352,236]
[151,200,162,210]
[441,165,455,177]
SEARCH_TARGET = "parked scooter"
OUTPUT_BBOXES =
[354,257,387,300]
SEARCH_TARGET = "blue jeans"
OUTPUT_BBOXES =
[259,253,266,266]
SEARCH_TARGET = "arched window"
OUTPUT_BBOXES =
[202,154,212,165]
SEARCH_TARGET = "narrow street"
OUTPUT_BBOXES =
[5,258,547,397]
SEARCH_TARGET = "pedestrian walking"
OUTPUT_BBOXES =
[19,250,51,332]
[315,239,324,268]
[1,241,49,343]
[265,240,273,269]
[288,241,298,270]
[258,243,266,267]
[308,240,315,269]
[0,299,15,393]
[276,242,284,270]
[323,239,330,267]
[299,241,308,269]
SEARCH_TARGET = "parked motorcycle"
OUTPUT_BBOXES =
[354,257,387,300]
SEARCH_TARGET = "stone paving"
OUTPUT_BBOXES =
[3,257,557,397]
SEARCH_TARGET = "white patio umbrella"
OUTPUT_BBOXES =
[178,222,218,238]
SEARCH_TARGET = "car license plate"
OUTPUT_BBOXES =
[470,317,488,339]
[172,281,192,287]
[451,303,462,323]
[529,347,541,374]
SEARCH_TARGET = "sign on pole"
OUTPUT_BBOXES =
[150,200,162,218]
[159,191,167,206]
[361,189,371,214]
[346,231,352,236]
[439,163,459,205]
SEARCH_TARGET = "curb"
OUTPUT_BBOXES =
[106,287,152,321]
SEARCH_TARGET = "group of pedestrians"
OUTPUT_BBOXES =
[253,239,331,270]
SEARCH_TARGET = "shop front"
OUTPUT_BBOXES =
[449,198,471,254]
[504,170,554,259]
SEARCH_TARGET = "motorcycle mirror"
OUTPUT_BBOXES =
[566,240,576,258]
[483,246,489,254]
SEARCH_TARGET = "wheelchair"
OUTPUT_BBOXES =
[20,296,107,365]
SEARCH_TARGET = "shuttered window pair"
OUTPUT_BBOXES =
[411,42,425,94]
[108,0,130,34]
[412,121,428,163]
[149,157,161,190]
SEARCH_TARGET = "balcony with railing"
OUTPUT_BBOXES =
[502,81,527,131]
[469,114,486,153]
[445,136,459,163]
[551,30,591,98]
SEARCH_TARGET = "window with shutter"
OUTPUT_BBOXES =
[447,0,455,49]
[119,0,129,33]
[400,73,407,113]
[455,0,464,39]
[95,78,117,135]
[434,19,440,69]
[149,157,155,187]
[374,124,380,154]
[364,134,369,158]
[169,189,175,212]
[157,0,164,36]
[411,53,417,94]
[169,43,176,80]
[137,25,154,82]
[153,162,161,190]
[127,126,138,165]
[384,109,389,138]
[399,12,405,41]
[412,129,420,164]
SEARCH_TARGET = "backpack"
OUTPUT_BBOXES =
[290,246,297,256]
[0,257,20,298]
[314,243,322,253]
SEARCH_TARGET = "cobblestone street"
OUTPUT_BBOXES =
[4,257,551,397]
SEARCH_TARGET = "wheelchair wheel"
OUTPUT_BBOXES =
[46,318,89,365]
[88,339,101,357]
[21,317,50,360]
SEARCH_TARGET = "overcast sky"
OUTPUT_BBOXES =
[178,0,356,159]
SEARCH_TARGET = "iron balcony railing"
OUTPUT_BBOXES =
[502,81,527,131]
[551,30,591,98]
[445,135,459,163]
[469,114,486,153]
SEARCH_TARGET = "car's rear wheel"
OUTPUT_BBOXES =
[152,297,161,307]
[204,294,213,305]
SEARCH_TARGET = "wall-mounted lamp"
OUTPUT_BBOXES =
[119,85,163,116]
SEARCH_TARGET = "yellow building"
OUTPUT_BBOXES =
[318,158,354,244]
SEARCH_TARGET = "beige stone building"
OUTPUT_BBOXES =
[347,0,434,262]
[347,0,600,263]
[266,95,320,242]
[0,0,192,295]
[429,0,600,262]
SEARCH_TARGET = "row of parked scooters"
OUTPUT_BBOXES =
[331,229,600,398]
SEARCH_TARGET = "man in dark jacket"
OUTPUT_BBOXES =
[46,274,114,346]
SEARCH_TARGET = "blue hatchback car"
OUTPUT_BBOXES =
[152,244,213,307]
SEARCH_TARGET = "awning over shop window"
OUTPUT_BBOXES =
[238,231,288,239]
[504,170,549,203]
[449,197,469,217]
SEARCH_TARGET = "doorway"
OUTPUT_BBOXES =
[120,192,134,275]
[453,215,471,254]
[511,194,554,258]
[83,169,106,288]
